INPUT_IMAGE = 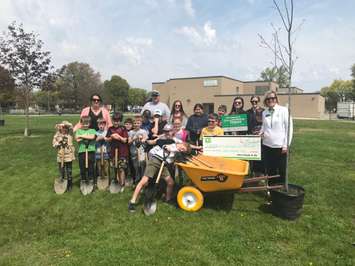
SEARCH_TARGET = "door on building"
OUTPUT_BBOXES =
[203,103,214,114]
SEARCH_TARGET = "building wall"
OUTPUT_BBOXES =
[153,77,324,118]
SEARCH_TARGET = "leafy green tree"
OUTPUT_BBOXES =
[33,90,60,111]
[0,65,15,108]
[260,66,289,88]
[55,62,103,110]
[103,75,129,111]
[320,79,353,112]
[128,88,147,107]
[351,64,355,91]
[0,21,53,136]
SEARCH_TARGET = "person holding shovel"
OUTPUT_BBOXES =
[75,116,97,193]
[95,119,110,190]
[52,121,75,192]
[106,112,129,192]
[128,138,191,212]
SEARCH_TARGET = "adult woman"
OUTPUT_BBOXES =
[74,93,112,131]
[260,91,293,185]
[186,103,208,144]
[227,96,248,135]
[246,96,264,135]
[246,96,265,175]
[169,100,188,127]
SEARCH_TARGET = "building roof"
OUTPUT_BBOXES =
[152,75,279,86]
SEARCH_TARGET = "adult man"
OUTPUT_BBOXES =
[141,90,170,121]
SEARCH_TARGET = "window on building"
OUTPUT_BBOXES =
[202,103,214,114]
[255,86,269,95]
[236,86,239,94]
[203,79,218,87]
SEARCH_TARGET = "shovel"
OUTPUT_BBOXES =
[97,145,109,190]
[80,141,94,195]
[109,148,121,193]
[143,159,165,216]
[54,146,68,194]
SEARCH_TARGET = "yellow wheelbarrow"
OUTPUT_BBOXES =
[175,154,282,212]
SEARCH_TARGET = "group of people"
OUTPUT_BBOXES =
[52,89,292,212]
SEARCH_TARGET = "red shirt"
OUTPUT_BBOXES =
[106,126,129,159]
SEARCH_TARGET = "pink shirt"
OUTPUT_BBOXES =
[73,107,113,132]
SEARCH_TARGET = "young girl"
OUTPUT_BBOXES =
[52,121,75,191]
[75,116,97,192]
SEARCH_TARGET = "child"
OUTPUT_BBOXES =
[173,118,188,142]
[95,119,110,185]
[141,110,153,133]
[128,116,148,185]
[217,105,227,127]
[52,121,75,191]
[128,140,191,212]
[200,113,224,143]
[106,112,129,191]
[124,118,133,132]
[75,116,96,189]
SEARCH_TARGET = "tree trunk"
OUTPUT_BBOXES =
[24,87,31,136]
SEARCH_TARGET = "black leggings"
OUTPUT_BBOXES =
[262,145,287,185]
[78,152,95,181]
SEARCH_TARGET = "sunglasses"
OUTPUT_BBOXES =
[265,97,277,101]
[251,100,258,104]
[175,104,181,107]
[234,101,242,105]
[208,120,216,123]
[92,98,101,102]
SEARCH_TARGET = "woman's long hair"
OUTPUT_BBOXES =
[229,96,244,114]
[171,100,187,117]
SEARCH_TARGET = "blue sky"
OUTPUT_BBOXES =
[0,0,354,92]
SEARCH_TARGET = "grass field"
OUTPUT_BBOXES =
[0,115,354,265]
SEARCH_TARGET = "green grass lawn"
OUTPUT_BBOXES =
[0,115,354,265]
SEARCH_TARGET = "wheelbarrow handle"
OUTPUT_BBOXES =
[191,156,213,168]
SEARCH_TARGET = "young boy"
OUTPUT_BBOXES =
[128,125,190,212]
[124,117,134,186]
[95,119,110,185]
[106,112,129,192]
[75,116,96,190]
[200,113,224,142]
[52,121,75,191]
[217,105,227,127]
[124,118,133,132]
[128,116,148,185]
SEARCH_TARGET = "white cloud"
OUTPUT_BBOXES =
[176,21,216,46]
[111,37,153,65]
[184,0,195,17]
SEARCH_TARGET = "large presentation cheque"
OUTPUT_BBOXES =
[202,135,261,160]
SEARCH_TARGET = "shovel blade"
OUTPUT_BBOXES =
[109,180,121,194]
[80,181,93,195]
[143,200,157,216]
[54,177,67,195]
[97,176,109,191]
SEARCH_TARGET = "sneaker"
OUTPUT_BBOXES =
[128,201,136,212]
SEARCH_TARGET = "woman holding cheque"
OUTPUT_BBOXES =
[260,91,293,185]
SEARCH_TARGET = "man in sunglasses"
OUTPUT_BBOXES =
[141,90,170,121]
[74,93,112,132]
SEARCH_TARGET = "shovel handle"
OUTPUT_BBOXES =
[100,145,104,166]
[115,148,118,168]
[192,156,213,168]
[155,161,165,184]
[85,149,88,169]
[60,147,65,168]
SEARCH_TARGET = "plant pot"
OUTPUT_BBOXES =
[0,120,4,126]
[270,183,305,220]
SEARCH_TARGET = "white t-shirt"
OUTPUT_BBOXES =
[141,101,171,119]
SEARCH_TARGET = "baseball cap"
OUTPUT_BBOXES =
[151,90,160,97]
[153,109,162,116]
[163,124,173,131]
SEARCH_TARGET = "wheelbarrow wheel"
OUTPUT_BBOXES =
[177,186,204,212]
